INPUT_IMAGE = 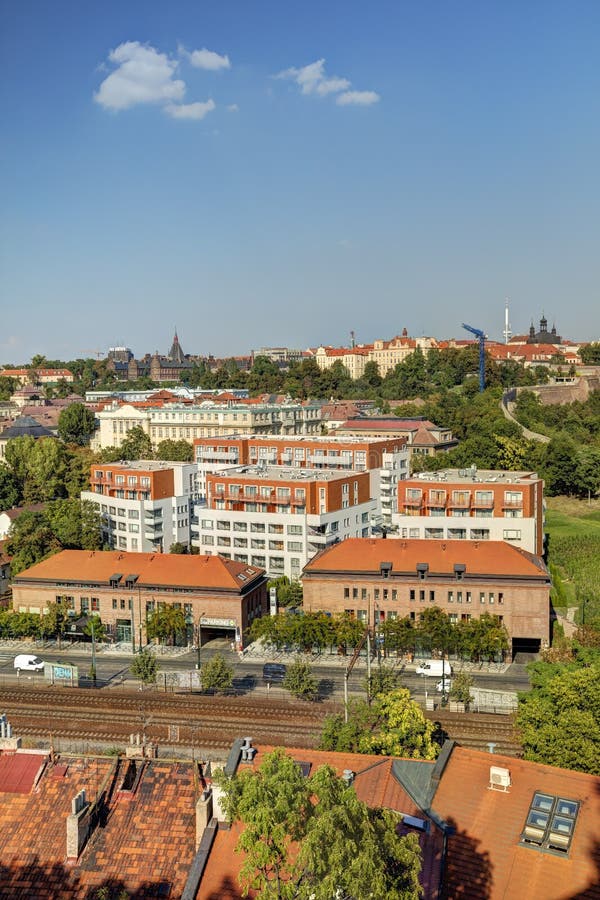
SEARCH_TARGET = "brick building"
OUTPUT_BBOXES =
[393,468,545,556]
[194,434,409,523]
[193,466,376,580]
[11,549,267,647]
[335,417,457,456]
[81,460,198,552]
[302,538,550,654]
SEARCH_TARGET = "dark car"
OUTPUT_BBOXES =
[262,663,287,684]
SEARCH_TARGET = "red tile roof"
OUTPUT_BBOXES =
[432,746,600,899]
[13,549,265,590]
[303,538,547,578]
[0,751,47,793]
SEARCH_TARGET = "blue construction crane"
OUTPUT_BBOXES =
[462,323,486,392]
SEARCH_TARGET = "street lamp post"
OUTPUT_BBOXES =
[196,612,206,670]
[90,619,97,687]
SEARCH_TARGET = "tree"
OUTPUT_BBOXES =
[517,656,600,774]
[543,433,580,496]
[580,342,600,365]
[0,464,19,509]
[4,436,68,503]
[102,425,153,461]
[156,439,194,461]
[45,498,103,550]
[217,748,422,900]
[130,649,159,686]
[84,614,107,642]
[200,653,234,693]
[320,689,439,760]
[449,672,474,708]
[364,663,399,698]
[169,542,188,554]
[57,403,96,445]
[146,605,187,645]
[283,659,318,701]
[6,510,59,575]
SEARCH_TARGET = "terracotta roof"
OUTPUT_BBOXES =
[13,549,265,590]
[303,538,548,578]
[0,753,197,898]
[0,502,47,522]
[431,746,600,899]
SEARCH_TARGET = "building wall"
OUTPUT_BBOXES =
[192,504,375,580]
[11,579,267,647]
[302,573,550,646]
[393,474,544,555]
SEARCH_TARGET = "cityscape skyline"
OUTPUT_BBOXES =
[2,1,599,363]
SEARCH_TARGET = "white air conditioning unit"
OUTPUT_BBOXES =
[489,766,511,791]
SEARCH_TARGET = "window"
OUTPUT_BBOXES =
[128,509,139,519]
[234,537,248,548]
[203,535,215,545]
[425,527,444,539]
[201,519,214,529]
[470,529,490,540]
[498,592,504,605]
[91,597,100,612]
[520,793,579,853]
[409,589,416,601]
[287,541,302,551]
[128,523,139,533]
[504,490,523,507]
[429,590,435,602]
[112,599,117,609]
[269,524,284,534]
[288,524,303,535]
[233,522,248,532]
[480,592,486,604]
[474,490,493,507]
[503,529,522,540]
[251,522,265,533]
[217,520,231,530]
[448,591,454,603]
[419,590,425,602]
[466,591,472,604]
[344,587,350,599]
[374,589,380,601]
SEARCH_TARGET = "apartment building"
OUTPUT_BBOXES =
[92,400,322,450]
[392,468,544,555]
[302,538,551,654]
[11,549,267,647]
[81,460,199,553]
[194,434,409,523]
[192,466,376,580]
[313,331,439,378]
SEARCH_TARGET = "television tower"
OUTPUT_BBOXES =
[503,300,512,344]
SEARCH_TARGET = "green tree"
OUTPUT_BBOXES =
[364,663,399,698]
[130,648,159,686]
[580,343,600,365]
[84,614,107,642]
[4,436,68,503]
[0,464,19,508]
[156,439,194,461]
[200,652,234,693]
[217,748,422,900]
[45,498,103,550]
[169,542,188,554]
[320,689,439,760]
[543,433,580,496]
[6,510,59,575]
[57,402,97,445]
[449,672,474,708]
[283,659,318,701]
[102,426,153,461]
[146,604,187,645]
[517,661,600,774]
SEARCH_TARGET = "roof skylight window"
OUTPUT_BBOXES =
[520,793,579,854]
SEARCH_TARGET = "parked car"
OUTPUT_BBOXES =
[262,663,287,684]
[436,678,453,693]
[13,654,45,673]
[415,659,453,678]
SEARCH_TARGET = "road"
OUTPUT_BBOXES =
[0,642,531,698]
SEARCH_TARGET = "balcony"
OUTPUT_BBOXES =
[448,496,471,509]
[403,496,423,508]
[198,450,239,461]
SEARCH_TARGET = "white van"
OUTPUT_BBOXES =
[13,654,45,673]
[415,659,453,678]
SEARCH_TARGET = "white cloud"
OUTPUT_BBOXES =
[164,100,216,120]
[336,90,380,106]
[275,58,378,106]
[227,103,239,112]
[189,48,231,71]
[94,41,185,111]
[276,59,349,97]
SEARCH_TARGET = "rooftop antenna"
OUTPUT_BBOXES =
[503,300,512,344]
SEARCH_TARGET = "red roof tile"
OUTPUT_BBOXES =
[13,549,265,590]
[304,538,547,578]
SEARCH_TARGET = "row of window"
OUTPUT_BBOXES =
[343,586,504,604]
[396,527,523,540]
[405,488,524,504]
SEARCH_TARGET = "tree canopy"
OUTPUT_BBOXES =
[320,688,439,760]
[6,499,103,575]
[217,747,423,900]
[57,402,97,445]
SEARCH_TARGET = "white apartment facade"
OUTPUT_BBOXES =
[191,465,377,580]
[81,460,199,553]
[391,468,545,556]
[91,401,322,451]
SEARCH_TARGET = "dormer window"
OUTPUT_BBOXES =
[454,563,466,581]
[416,563,429,580]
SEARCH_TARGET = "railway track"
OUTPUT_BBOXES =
[0,687,523,756]
[427,709,522,755]
[0,686,330,752]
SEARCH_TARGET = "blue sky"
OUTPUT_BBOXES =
[1,0,599,363]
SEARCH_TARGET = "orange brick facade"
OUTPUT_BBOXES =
[302,539,551,652]
[205,470,371,515]
[194,435,407,470]
[90,464,175,501]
